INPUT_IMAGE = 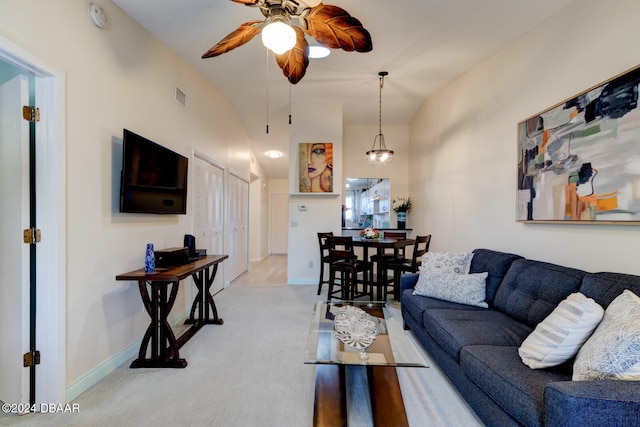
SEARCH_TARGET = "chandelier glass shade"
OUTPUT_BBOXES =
[366,71,394,163]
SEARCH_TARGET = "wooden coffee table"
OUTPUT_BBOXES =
[304,301,428,426]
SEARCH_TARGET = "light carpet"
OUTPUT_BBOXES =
[1,284,483,426]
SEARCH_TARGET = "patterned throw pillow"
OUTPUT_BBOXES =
[573,290,640,381]
[413,269,489,308]
[420,252,474,275]
[519,292,604,369]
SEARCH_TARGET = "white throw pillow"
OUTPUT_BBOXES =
[573,290,640,381]
[420,252,474,275]
[518,292,604,369]
[413,270,488,308]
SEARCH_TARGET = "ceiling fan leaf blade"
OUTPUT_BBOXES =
[275,27,309,84]
[231,0,261,5]
[304,4,372,52]
[202,21,262,58]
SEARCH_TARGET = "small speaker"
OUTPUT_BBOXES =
[184,234,196,258]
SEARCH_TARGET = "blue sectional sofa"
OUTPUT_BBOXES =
[400,248,640,427]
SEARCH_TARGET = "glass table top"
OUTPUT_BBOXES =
[304,301,429,367]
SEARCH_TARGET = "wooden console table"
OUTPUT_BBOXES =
[116,255,228,368]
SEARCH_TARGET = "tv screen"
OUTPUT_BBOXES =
[119,129,188,214]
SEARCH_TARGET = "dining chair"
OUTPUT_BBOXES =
[326,236,372,301]
[369,231,407,296]
[383,234,432,300]
[369,231,408,263]
[316,232,333,295]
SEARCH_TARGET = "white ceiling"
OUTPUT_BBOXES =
[111,0,573,179]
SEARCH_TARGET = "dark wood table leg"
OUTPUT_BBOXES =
[368,366,409,427]
[131,280,187,368]
[185,269,203,324]
[130,280,153,368]
[202,264,223,324]
[163,282,181,360]
[185,263,223,325]
[313,365,347,427]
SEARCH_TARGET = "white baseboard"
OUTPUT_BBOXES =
[249,254,267,264]
[65,308,190,402]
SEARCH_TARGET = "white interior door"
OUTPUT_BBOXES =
[270,193,288,254]
[228,174,248,281]
[193,155,225,294]
[0,75,30,406]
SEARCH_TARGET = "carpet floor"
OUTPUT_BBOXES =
[1,283,483,426]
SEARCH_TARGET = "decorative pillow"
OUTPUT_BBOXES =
[518,292,604,369]
[420,252,474,275]
[573,290,640,381]
[413,270,488,308]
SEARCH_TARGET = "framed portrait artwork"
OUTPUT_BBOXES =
[298,142,333,193]
[517,64,640,223]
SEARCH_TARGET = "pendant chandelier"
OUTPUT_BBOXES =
[366,71,394,163]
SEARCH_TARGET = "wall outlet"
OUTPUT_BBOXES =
[308,260,313,268]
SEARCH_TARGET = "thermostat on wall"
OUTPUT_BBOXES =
[298,204,307,211]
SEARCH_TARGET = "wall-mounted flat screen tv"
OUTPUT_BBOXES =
[119,129,188,214]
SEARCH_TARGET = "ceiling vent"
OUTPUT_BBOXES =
[174,85,186,108]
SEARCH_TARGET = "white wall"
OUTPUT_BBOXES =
[409,0,640,275]
[287,104,343,284]
[249,151,269,263]
[0,0,253,388]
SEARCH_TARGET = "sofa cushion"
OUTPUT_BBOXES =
[470,249,524,304]
[519,292,604,369]
[461,345,571,427]
[420,252,474,274]
[401,291,484,328]
[573,290,640,381]
[414,270,489,308]
[579,272,640,308]
[422,308,532,362]
[493,259,587,328]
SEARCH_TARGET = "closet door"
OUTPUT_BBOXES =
[193,155,225,294]
[228,173,248,281]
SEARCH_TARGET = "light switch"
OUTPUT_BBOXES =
[290,220,298,227]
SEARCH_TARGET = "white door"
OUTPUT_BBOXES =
[193,155,225,294]
[270,193,288,254]
[228,174,248,281]
[0,75,30,406]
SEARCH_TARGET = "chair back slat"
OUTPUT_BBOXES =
[374,231,407,258]
[326,236,354,251]
[383,231,407,239]
[411,235,432,271]
[317,232,333,252]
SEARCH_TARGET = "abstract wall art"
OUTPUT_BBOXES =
[517,65,640,223]
[298,142,333,193]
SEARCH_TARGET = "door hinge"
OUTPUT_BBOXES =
[23,350,41,367]
[22,105,40,122]
[23,228,42,244]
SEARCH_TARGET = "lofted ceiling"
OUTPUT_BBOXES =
[111,0,573,179]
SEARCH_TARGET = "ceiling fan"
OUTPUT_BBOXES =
[202,0,372,84]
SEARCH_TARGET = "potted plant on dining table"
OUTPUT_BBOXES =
[392,197,412,229]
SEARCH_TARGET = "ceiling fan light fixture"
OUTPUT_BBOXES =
[261,20,296,54]
[366,71,394,164]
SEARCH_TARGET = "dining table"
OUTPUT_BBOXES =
[348,236,415,301]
